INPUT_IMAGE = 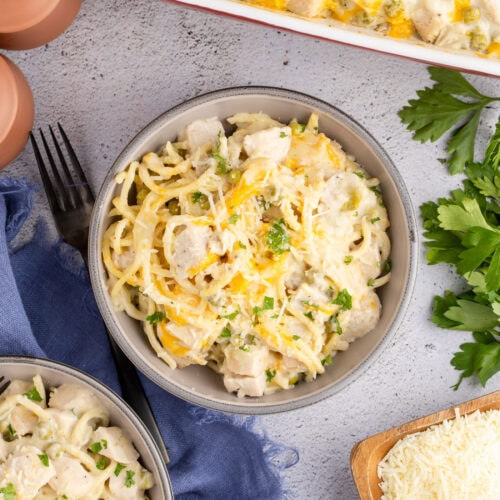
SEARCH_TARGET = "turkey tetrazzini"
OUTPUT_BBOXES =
[102,112,391,397]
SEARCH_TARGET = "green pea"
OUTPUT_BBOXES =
[228,169,241,184]
[167,199,181,215]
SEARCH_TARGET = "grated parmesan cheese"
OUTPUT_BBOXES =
[378,409,500,500]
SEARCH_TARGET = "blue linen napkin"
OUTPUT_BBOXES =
[0,176,298,499]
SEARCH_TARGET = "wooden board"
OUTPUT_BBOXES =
[350,391,500,499]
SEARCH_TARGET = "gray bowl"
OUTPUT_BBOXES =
[0,356,173,499]
[89,87,417,414]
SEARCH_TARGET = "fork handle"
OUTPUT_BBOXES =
[108,331,170,465]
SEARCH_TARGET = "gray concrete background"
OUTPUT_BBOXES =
[3,1,500,498]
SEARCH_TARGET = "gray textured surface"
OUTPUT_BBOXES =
[3,1,500,498]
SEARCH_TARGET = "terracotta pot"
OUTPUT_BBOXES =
[0,0,82,50]
[0,54,35,169]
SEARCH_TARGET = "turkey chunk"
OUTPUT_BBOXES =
[49,456,96,498]
[9,407,38,436]
[412,0,452,43]
[243,126,291,163]
[49,384,108,419]
[92,426,139,464]
[224,372,267,397]
[179,117,225,154]
[0,445,56,498]
[337,291,381,344]
[171,224,212,279]
[44,408,78,440]
[108,460,154,500]
[223,344,269,377]
[287,0,325,17]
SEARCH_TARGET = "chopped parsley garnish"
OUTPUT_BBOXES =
[238,241,247,249]
[239,345,250,352]
[90,439,108,454]
[280,131,288,138]
[228,213,240,224]
[96,457,107,470]
[38,454,49,467]
[5,424,16,440]
[146,311,164,326]
[263,296,274,310]
[252,306,263,317]
[367,278,375,287]
[322,354,333,366]
[354,171,365,178]
[292,335,300,340]
[383,259,392,273]
[266,219,290,255]
[114,463,126,476]
[23,386,42,402]
[331,289,353,310]
[302,300,318,308]
[371,217,381,224]
[0,483,15,500]
[258,196,272,211]
[125,470,136,488]
[223,309,240,320]
[303,311,315,321]
[192,191,204,203]
[344,255,353,264]
[300,123,306,133]
[220,327,232,338]
[266,369,277,382]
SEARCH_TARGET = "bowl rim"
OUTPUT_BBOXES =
[0,355,173,498]
[89,86,418,414]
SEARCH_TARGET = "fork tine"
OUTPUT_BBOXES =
[39,129,71,211]
[57,123,95,203]
[29,132,63,214]
[48,125,83,209]
[0,376,10,396]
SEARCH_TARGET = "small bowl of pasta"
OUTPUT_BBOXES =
[89,87,417,414]
[0,356,173,499]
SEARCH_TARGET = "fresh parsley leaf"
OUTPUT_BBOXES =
[303,311,314,321]
[238,241,247,249]
[280,131,287,138]
[399,67,500,174]
[344,255,353,264]
[451,333,500,389]
[331,289,352,310]
[367,278,375,287]
[38,454,49,467]
[252,306,262,317]
[23,387,42,402]
[146,311,164,326]
[292,335,300,340]
[96,457,107,470]
[266,219,290,255]
[90,441,102,454]
[370,217,381,224]
[239,345,250,352]
[266,369,277,382]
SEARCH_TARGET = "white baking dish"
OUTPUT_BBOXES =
[170,0,500,78]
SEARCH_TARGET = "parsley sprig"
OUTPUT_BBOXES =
[412,70,500,389]
[399,67,500,174]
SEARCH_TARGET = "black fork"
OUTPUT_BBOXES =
[0,376,10,396]
[30,125,170,465]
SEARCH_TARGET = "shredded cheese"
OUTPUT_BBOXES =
[378,409,500,499]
